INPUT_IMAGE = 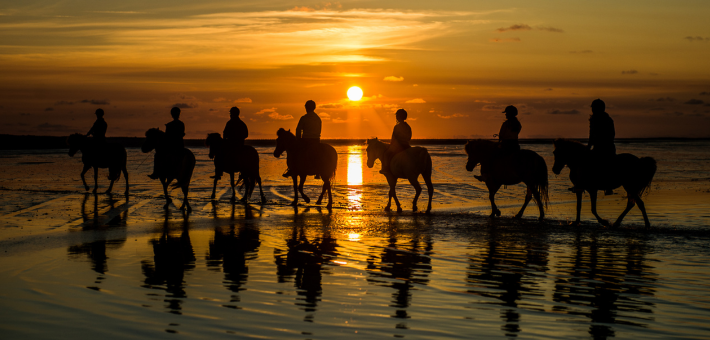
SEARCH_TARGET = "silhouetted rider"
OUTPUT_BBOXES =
[474,105,521,182]
[283,100,321,178]
[381,109,412,176]
[86,108,107,145]
[148,107,185,180]
[212,106,248,179]
[588,99,616,194]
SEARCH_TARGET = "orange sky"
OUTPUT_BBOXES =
[1,1,709,138]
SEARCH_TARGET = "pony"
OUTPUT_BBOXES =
[273,128,337,209]
[67,133,128,194]
[205,133,266,204]
[465,140,549,220]
[365,138,433,213]
[142,128,196,212]
[552,139,656,227]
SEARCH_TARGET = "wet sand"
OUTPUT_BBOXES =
[1,142,710,338]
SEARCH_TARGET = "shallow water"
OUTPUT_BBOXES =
[1,141,710,339]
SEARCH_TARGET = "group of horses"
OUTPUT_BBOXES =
[66,130,657,228]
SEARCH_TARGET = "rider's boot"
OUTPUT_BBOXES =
[282,168,293,178]
[474,174,487,182]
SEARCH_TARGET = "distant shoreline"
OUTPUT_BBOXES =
[1,134,708,150]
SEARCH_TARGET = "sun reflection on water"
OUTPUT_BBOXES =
[346,145,363,210]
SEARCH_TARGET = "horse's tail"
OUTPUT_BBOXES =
[637,156,657,196]
[532,153,549,211]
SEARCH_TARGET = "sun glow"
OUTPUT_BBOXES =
[347,145,363,210]
[347,86,363,101]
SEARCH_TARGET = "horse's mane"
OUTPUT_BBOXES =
[554,138,585,151]
[366,137,388,150]
[277,128,295,139]
[205,132,221,146]
[145,127,164,139]
[464,139,497,155]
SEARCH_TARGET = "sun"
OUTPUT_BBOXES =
[347,86,363,101]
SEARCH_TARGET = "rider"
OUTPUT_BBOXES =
[283,100,322,177]
[588,98,616,195]
[474,105,521,182]
[212,106,248,179]
[86,108,107,146]
[381,109,412,176]
[148,107,186,180]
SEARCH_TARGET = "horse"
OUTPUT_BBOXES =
[365,138,433,213]
[205,133,266,204]
[142,128,196,212]
[67,133,128,194]
[465,140,549,220]
[552,139,656,228]
[273,128,337,209]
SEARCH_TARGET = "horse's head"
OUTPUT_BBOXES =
[365,137,384,168]
[66,133,86,157]
[464,139,498,171]
[552,138,582,175]
[274,128,294,158]
[142,128,163,153]
[205,133,221,159]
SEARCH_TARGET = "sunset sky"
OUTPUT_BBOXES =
[1,0,709,139]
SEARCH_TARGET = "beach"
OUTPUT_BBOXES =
[1,140,710,339]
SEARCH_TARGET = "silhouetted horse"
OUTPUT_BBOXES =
[205,133,266,204]
[465,140,549,220]
[274,128,337,209]
[366,138,433,213]
[142,128,195,212]
[67,133,128,194]
[552,139,656,227]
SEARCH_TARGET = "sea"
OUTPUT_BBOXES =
[1,139,709,339]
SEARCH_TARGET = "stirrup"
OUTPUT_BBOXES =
[282,169,292,178]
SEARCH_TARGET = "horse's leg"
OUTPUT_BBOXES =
[123,167,129,195]
[92,167,99,194]
[390,177,402,213]
[290,175,299,206]
[298,175,310,204]
[316,179,326,205]
[486,182,502,218]
[80,164,91,191]
[106,176,115,194]
[230,173,236,202]
[161,178,172,209]
[532,187,544,221]
[589,190,610,227]
[258,176,266,204]
[612,190,638,228]
[514,186,533,219]
[210,175,218,200]
[423,173,434,214]
[571,190,583,226]
[180,182,191,213]
[636,196,651,228]
[408,177,422,212]
[325,177,333,210]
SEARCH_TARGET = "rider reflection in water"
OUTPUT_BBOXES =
[283,100,322,178]
[381,109,412,176]
[475,105,521,182]
[212,107,248,180]
[86,108,107,146]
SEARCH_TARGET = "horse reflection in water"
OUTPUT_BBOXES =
[274,209,338,321]
[465,140,549,220]
[366,215,433,327]
[206,208,261,306]
[552,139,657,227]
[465,225,550,337]
[365,138,434,213]
[141,212,195,315]
[67,133,129,194]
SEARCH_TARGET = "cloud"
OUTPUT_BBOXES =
[482,104,505,111]
[269,111,293,120]
[80,99,110,105]
[254,107,275,115]
[570,50,593,54]
[685,99,704,105]
[621,70,638,75]
[172,103,195,109]
[44,107,53,111]
[405,98,426,103]
[384,76,404,82]
[320,103,343,109]
[685,36,710,42]
[55,100,74,105]
[319,112,331,119]
[490,37,521,43]
[213,97,227,102]
[663,111,684,116]
[496,24,531,32]
[234,97,252,103]
[700,92,710,96]
[538,26,564,33]
[548,109,580,115]
[655,97,675,102]
[413,84,418,87]
[437,113,468,119]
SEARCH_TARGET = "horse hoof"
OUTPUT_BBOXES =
[384,206,391,212]
[210,194,216,200]
[260,197,267,205]
[163,204,170,210]
[513,214,522,220]
[600,219,611,227]
[425,209,431,214]
[538,216,545,222]
[84,187,89,191]
[290,201,298,206]
[303,197,311,204]
[489,213,496,218]
[412,206,418,212]
[326,204,332,210]
[316,199,323,205]
[569,221,580,227]
[187,205,192,213]
[397,207,403,213]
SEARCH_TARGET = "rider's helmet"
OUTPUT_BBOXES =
[395,109,408,121]
[95,108,104,117]
[230,107,240,116]
[591,99,605,113]
[502,105,518,117]
[170,107,181,118]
